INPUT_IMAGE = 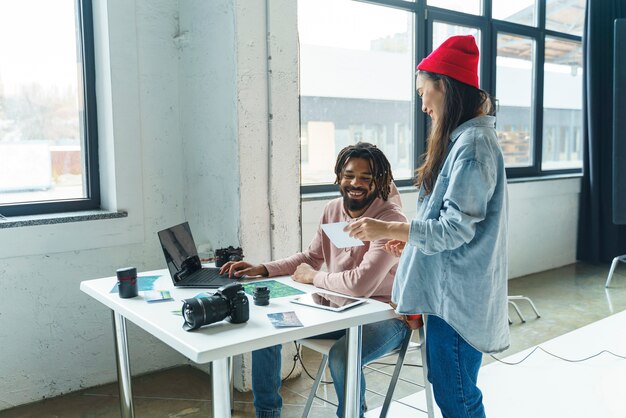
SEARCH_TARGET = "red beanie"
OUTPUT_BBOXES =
[417,35,479,89]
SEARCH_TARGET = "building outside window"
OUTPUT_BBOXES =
[298,0,415,187]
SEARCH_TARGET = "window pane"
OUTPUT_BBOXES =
[427,0,481,16]
[432,23,481,86]
[493,0,536,26]
[0,0,86,205]
[496,33,535,167]
[546,0,586,36]
[299,0,415,185]
[542,37,583,170]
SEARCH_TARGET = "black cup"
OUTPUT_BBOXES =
[253,286,270,306]
[117,267,138,298]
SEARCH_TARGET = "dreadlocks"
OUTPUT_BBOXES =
[334,142,394,201]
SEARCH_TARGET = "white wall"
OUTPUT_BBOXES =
[303,178,581,279]
[178,0,240,251]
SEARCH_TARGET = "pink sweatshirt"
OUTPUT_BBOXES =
[263,185,407,303]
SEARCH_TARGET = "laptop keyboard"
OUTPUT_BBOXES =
[184,268,228,284]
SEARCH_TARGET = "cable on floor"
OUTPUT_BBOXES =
[490,346,626,365]
[280,343,301,382]
[294,342,334,384]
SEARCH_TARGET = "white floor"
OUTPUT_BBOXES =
[367,310,626,418]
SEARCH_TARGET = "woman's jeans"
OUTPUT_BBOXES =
[426,315,486,418]
[251,318,409,418]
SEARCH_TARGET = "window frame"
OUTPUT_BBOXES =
[300,0,585,194]
[0,0,100,217]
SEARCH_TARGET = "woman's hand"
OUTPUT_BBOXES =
[344,217,392,241]
[384,239,406,257]
[344,218,410,243]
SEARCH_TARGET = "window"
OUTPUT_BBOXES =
[0,0,98,216]
[428,0,481,16]
[542,36,583,170]
[496,33,535,167]
[299,0,586,191]
[546,0,585,36]
[492,0,585,176]
[493,0,537,27]
[298,0,415,188]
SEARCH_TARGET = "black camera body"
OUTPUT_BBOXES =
[182,282,249,331]
[214,246,244,267]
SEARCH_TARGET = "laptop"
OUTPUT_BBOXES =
[157,222,236,288]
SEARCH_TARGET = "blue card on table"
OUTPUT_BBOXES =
[267,311,303,328]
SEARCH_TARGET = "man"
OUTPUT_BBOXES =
[219,142,409,418]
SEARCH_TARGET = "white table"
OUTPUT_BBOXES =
[80,269,396,418]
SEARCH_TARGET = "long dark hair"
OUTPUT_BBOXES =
[334,142,394,201]
[415,71,493,194]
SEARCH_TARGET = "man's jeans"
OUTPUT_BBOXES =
[251,318,409,418]
[426,315,486,418]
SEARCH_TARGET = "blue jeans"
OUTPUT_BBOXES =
[251,318,409,418]
[426,315,486,418]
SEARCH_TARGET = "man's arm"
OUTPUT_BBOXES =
[219,261,268,278]
[262,222,326,276]
[222,207,328,279]
[310,236,399,298]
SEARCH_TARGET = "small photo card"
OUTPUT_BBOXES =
[267,311,303,328]
[321,222,364,249]
[143,290,174,303]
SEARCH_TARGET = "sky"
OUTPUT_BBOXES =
[0,0,78,96]
[297,0,537,49]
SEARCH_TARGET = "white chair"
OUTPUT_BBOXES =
[298,326,434,418]
[605,255,626,287]
[508,295,541,323]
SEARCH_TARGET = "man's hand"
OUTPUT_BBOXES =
[384,239,406,257]
[344,217,410,242]
[219,261,268,278]
[291,263,317,284]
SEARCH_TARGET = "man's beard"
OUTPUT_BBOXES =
[341,186,377,213]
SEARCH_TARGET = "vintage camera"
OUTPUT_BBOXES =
[214,246,244,267]
[181,282,249,331]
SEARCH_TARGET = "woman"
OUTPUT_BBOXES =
[345,35,509,418]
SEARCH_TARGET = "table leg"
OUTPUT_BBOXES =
[112,311,135,418]
[344,325,363,418]
[211,358,232,418]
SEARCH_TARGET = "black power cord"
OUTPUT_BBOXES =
[293,342,334,384]
[280,342,301,383]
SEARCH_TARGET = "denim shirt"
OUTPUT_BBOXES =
[392,115,510,353]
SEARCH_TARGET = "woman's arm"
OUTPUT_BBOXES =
[344,219,410,243]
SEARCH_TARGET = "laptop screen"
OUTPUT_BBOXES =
[158,222,199,280]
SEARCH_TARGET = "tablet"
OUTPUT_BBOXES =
[291,292,366,312]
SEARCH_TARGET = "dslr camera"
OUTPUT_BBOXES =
[214,246,244,267]
[181,282,249,331]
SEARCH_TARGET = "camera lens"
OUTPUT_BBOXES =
[116,266,138,299]
[181,283,250,331]
[183,306,194,324]
[182,294,231,331]
[181,298,208,331]
[253,286,270,306]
